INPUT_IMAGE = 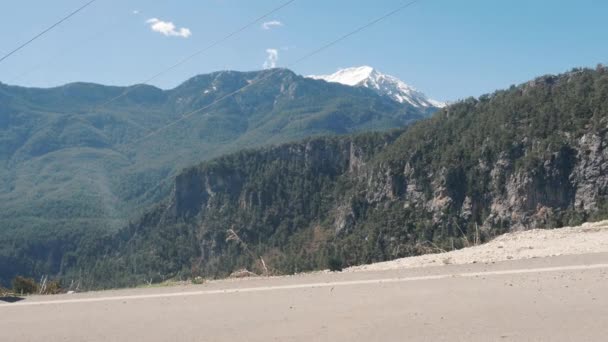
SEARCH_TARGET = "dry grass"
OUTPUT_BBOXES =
[227,227,270,276]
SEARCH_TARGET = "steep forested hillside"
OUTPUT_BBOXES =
[0,69,433,285]
[67,66,608,288]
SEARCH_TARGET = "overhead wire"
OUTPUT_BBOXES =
[6,0,299,148]
[131,0,422,145]
[0,0,98,65]
[95,0,298,110]
[41,0,301,209]
[7,11,129,84]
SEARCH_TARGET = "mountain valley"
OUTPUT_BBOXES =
[54,67,608,288]
[0,68,438,285]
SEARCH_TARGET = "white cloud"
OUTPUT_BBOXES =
[146,18,192,38]
[262,20,283,30]
[132,10,140,15]
[263,49,279,69]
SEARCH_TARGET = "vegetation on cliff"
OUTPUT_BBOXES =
[66,66,608,288]
[0,69,430,285]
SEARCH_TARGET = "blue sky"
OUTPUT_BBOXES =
[1,0,607,101]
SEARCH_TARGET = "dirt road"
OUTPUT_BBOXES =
[2,253,608,341]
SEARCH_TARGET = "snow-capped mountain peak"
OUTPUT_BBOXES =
[308,66,445,109]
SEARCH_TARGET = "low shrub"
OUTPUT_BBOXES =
[12,276,38,295]
[41,280,62,295]
[192,276,205,285]
[327,256,344,272]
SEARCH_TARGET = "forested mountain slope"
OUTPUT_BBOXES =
[73,66,608,288]
[0,69,432,285]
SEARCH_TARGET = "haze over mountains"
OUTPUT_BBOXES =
[0,67,440,285]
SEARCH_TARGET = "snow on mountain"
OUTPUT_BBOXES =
[308,66,445,109]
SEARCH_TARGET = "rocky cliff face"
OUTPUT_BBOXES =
[0,67,435,286]
[78,67,608,287]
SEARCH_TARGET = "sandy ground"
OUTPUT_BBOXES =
[348,220,608,272]
[3,221,608,341]
[2,254,608,342]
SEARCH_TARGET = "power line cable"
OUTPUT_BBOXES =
[7,11,129,84]
[132,0,422,144]
[38,0,299,201]
[96,0,298,109]
[10,0,298,145]
[0,0,98,65]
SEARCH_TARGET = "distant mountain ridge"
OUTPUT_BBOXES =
[56,67,608,289]
[309,66,445,109]
[0,68,435,285]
